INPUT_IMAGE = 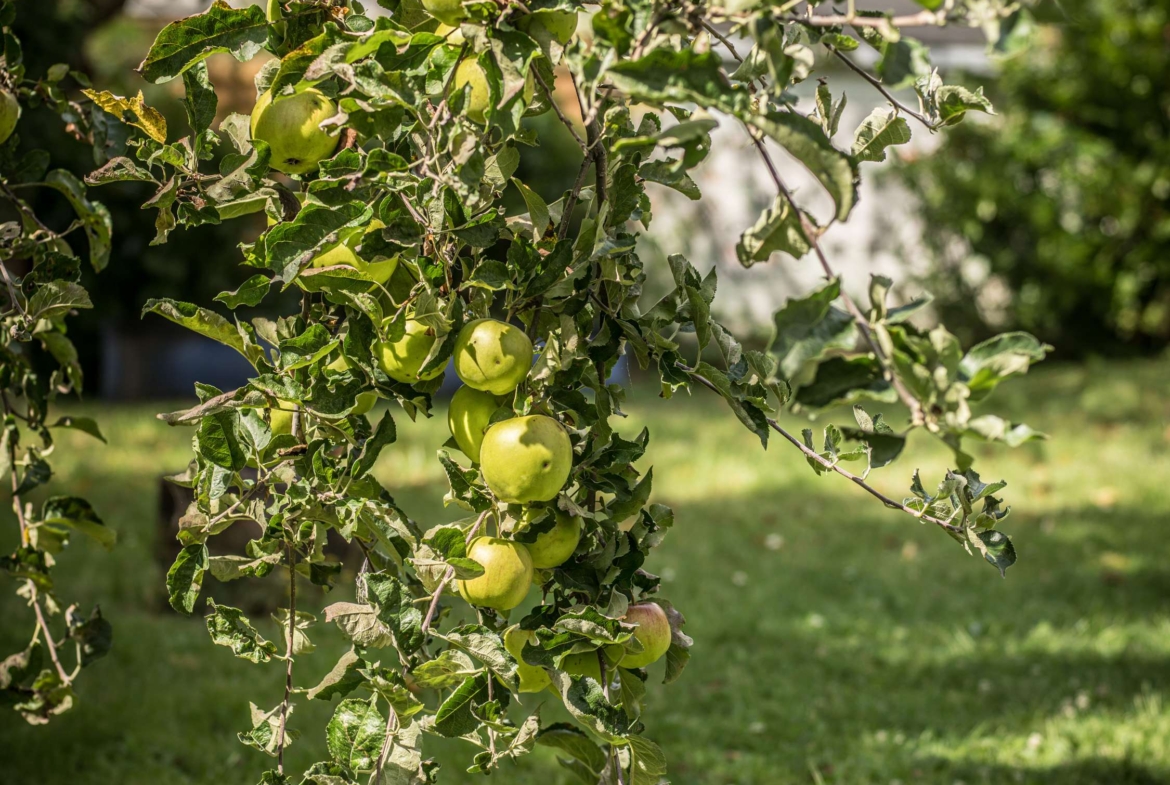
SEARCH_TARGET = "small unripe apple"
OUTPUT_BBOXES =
[503,625,550,693]
[0,89,21,145]
[561,645,623,680]
[311,219,398,287]
[434,22,465,46]
[457,536,533,611]
[619,602,672,669]
[523,509,582,569]
[422,0,466,27]
[451,59,490,124]
[517,9,578,46]
[269,400,297,435]
[453,318,533,395]
[374,318,446,385]
[479,415,572,503]
[250,87,339,175]
[447,386,501,463]
[325,355,377,415]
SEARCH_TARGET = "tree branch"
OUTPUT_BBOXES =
[531,67,586,152]
[276,543,297,776]
[684,366,959,534]
[743,128,926,426]
[419,508,490,636]
[783,9,942,28]
[829,48,934,129]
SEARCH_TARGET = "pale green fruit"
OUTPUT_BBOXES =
[269,399,297,435]
[434,22,466,46]
[311,219,398,287]
[479,415,572,503]
[374,319,446,385]
[250,88,339,175]
[457,537,533,611]
[325,355,377,415]
[453,318,533,395]
[0,89,20,145]
[452,59,490,124]
[423,0,466,26]
[524,509,582,569]
[447,386,501,463]
[619,602,672,669]
[517,9,578,46]
[504,625,551,693]
[561,645,622,680]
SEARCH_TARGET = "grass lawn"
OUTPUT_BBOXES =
[2,357,1169,785]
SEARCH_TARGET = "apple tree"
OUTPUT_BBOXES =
[0,1,117,723]
[88,0,1046,781]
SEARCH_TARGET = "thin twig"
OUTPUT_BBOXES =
[782,9,942,28]
[531,67,586,152]
[684,366,959,534]
[419,508,490,635]
[371,701,401,782]
[743,128,925,426]
[2,395,70,682]
[276,543,297,776]
[0,260,25,317]
[829,48,934,129]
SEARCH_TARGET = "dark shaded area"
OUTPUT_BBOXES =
[892,0,1170,358]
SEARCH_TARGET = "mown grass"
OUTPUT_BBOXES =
[2,357,1169,785]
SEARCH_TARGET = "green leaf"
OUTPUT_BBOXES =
[215,275,272,309]
[278,324,338,371]
[26,281,92,322]
[137,0,269,84]
[735,196,812,266]
[411,649,479,690]
[44,170,112,272]
[326,698,386,770]
[851,108,911,163]
[959,332,1050,401]
[265,202,372,284]
[935,84,994,125]
[766,279,857,379]
[536,723,607,776]
[606,49,747,113]
[973,528,1016,577]
[205,600,279,663]
[142,298,264,368]
[307,650,365,702]
[433,672,489,738]
[627,735,668,785]
[443,624,517,690]
[167,543,208,614]
[40,496,115,549]
[66,606,112,667]
[47,416,106,443]
[513,178,550,238]
[197,410,247,471]
[363,572,423,654]
[745,111,858,221]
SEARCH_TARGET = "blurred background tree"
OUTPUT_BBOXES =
[892,0,1170,357]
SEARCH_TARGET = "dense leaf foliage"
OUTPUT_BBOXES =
[893,0,1170,355]
[86,0,1045,781]
[0,1,116,724]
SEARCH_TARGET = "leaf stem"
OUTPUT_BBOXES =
[743,129,925,426]
[370,700,401,782]
[683,365,960,535]
[276,542,297,776]
[419,508,490,636]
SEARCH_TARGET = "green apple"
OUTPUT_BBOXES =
[374,318,446,385]
[311,219,398,287]
[453,318,533,395]
[269,400,297,435]
[325,355,378,415]
[479,415,572,503]
[250,87,339,175]
[434,22,466,46]
[561,645,622,680]
[0,89,21,145]
[451,59,490,124]
[447,386,501,463]
[423,0,466,26]
[523,509,582,569]
[503,625,551,693]
[619,602,672,669]
[517,9,578,46]
[457,537,533,611]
